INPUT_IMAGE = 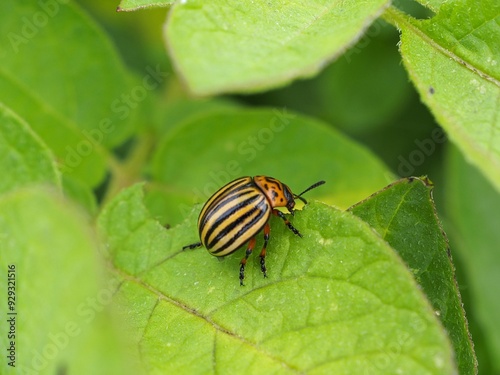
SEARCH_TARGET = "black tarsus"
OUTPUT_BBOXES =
[274,209,302,238]
[182,242,202,250]
[240,238,256,286]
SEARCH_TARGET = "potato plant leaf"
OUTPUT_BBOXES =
[0,103,60,194]
[0,2,139,187]
[97,184,456,374]
[0,189,137,375]
[445,146,500,373]
[386,1,500,192]
[349,176,477,375]
[165,0,390,95]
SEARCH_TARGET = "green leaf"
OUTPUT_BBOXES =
[349,176,477,375]
[165,0,390,95]
[0,189,137,375]
[445,145,500,373]
[62,174,98,215]
[0,2,139,187]
[148,108,393,225]
[117,0,173,12]
[152,97,240,135]
[0,103,60,194]
[386,2,500,192]
[98,184,456,374]
[415,0,450,13]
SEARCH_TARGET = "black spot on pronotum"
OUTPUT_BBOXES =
[429,86,435,94]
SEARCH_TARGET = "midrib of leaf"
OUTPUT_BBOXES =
[347,180,414,240]
[0,67,106,153]
[384,6,500,88]
[0,66,124,176]
[0,103,62,186]
[456,14,491,43]
[380,187,412,239]
[371,186,447,283]
[110,263,302,373]
[113,254,444,374]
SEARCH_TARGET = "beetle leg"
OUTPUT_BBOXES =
[273,209,302,238]
[259,223,270,278]
[240,237,256,286]
[182,242,202,250]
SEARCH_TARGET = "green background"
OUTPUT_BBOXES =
[0,0,498,373]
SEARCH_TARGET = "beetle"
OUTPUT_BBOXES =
[183,176,325,285]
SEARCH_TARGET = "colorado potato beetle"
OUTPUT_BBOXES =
[183,176,325,285]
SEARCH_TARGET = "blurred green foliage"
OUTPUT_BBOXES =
[0,0,498,373]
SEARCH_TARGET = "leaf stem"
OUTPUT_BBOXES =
[101,132,155,208]
[382,5,414,30]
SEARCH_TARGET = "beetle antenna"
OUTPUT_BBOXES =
[294,180,326,204]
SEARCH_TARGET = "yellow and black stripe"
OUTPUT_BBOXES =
[198,177,271,257]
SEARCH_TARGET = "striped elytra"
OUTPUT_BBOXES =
[198,177,270,257]
[183,176,325,286]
